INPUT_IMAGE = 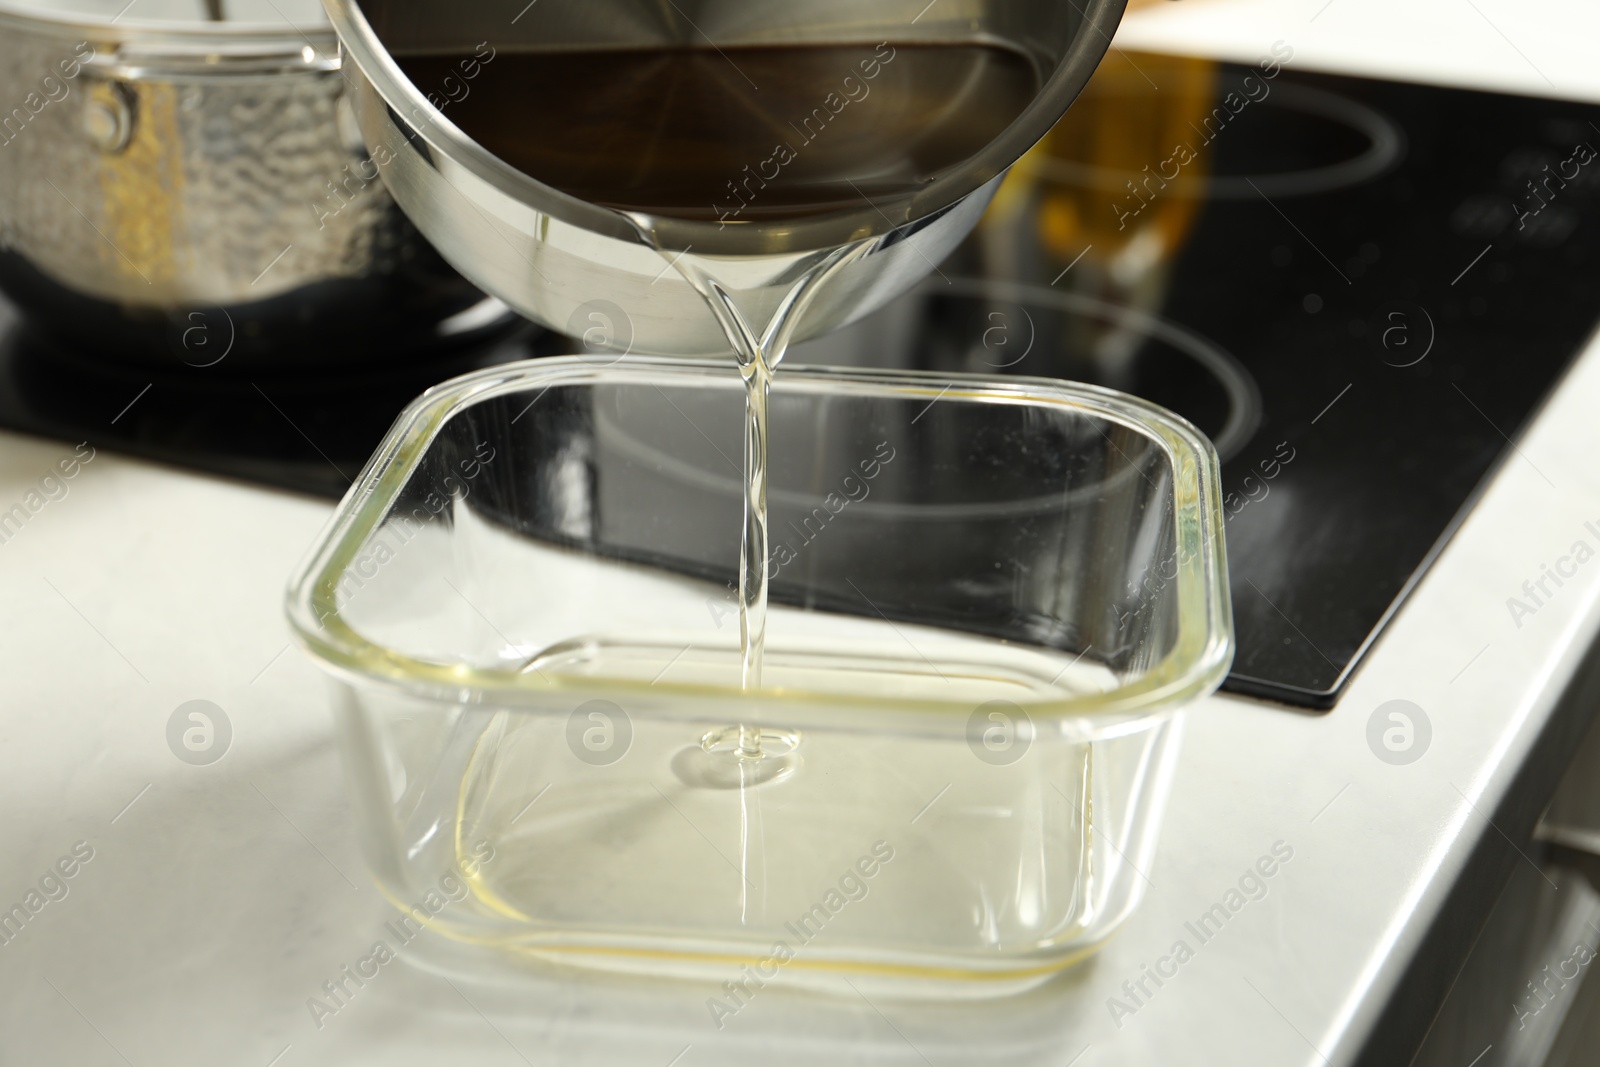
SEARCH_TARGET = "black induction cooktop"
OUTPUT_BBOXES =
[1139,65,1600,705]
[0,55,1596,708]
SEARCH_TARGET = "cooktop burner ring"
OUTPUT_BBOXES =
[1033,80,1405,201]
[939,277,1263,461]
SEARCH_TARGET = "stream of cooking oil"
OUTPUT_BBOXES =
[647,238,877,689]
[629,235,876,923]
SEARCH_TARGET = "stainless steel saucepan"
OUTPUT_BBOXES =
[0,0,509,368]
[323,0,1129,356]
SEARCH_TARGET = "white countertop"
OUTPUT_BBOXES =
[5,2,1600,1064]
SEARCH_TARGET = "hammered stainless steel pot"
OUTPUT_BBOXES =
[0,0,507,368]
[324,0,1128,356]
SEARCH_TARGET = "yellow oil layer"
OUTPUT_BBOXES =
[444,697,1105,985]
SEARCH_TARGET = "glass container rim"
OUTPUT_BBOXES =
[284,355,1234,727]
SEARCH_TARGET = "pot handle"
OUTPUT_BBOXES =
[80,36,341,81]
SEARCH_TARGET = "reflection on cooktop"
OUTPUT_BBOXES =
[0,315,542,499]
[794,277,1263,461]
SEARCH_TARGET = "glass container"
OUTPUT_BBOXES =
[286,355,1232,994]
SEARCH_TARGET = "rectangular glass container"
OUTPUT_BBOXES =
[286,355,1232,994]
